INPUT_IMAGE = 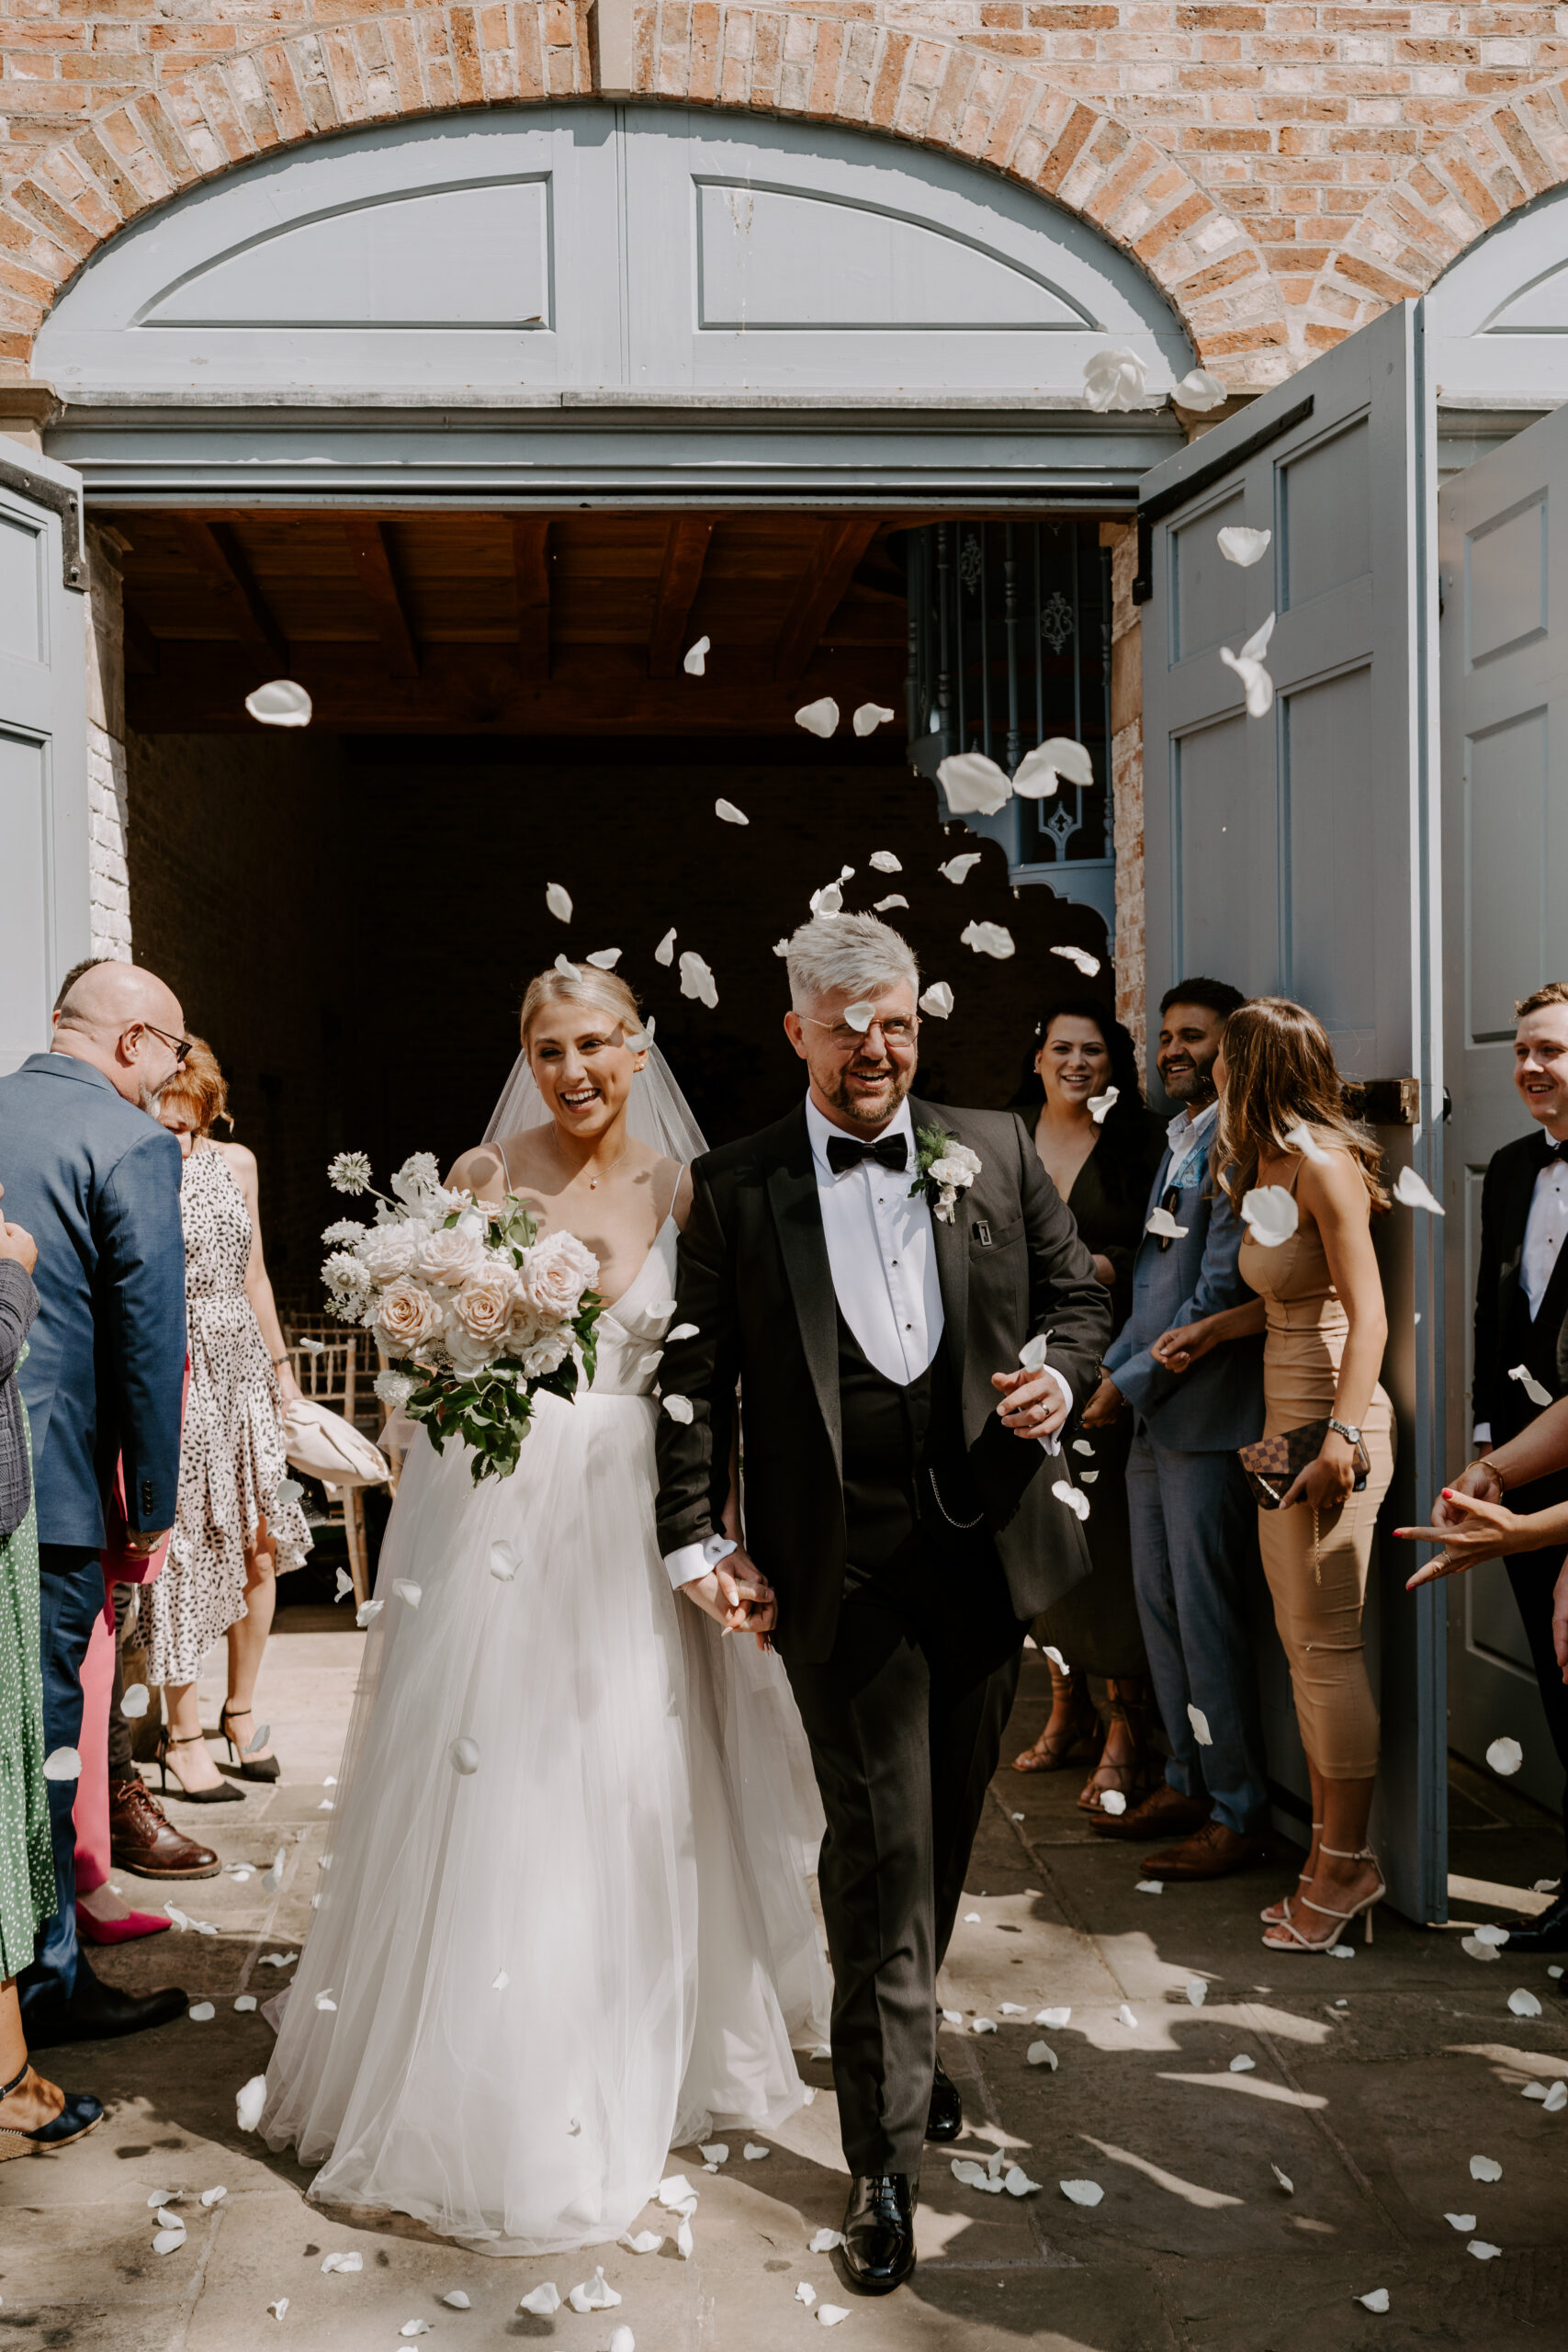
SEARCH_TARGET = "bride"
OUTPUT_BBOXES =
[261,962,830,2251]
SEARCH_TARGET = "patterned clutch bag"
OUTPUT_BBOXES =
[1237,1419,1370,1509]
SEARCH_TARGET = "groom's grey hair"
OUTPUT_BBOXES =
[785,913,920,1012]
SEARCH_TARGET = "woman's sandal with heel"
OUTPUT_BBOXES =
[1263,1845,1385,1951]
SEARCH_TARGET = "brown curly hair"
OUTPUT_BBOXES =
[155,1037,233,1137]
[1215,997,1387,1215]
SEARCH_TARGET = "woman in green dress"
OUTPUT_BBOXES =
[1009,1001,1168,1811]
[0,1193,102,2154]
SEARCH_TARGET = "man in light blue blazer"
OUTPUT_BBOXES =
[1081,978,1271,1880]
[0,958,191,2046]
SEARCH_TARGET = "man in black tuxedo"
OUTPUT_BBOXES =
[655,913,1111,2293]
[1455,981,1568,1950]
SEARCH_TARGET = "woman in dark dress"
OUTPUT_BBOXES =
[1010,999,1168,1811]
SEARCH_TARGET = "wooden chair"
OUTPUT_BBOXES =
[281,1329,374,1603]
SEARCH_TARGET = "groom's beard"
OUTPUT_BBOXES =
[821,1053,915,1131]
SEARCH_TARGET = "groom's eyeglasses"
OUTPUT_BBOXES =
[805,1014,920,1054]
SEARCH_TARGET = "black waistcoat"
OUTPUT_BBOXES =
[1497,1235,1568,1449]
[836,1310,984,1567]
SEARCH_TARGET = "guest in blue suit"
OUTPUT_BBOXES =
[0,958,192,2046]
[1081,978,1273,1881]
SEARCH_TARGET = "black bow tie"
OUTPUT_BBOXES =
[827,1132,908,1177]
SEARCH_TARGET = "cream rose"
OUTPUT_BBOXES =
[521,1229,599,1323]
[373,1279,444,1360]
[520,1330,571,1379]
[355,1222,420,1284]
[420,1225,487,1288]
[448,1269,513,1353]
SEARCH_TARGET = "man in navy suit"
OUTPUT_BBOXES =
[1081,978,1273,1881]
[0,959,192,2044]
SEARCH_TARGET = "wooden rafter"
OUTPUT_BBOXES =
[648,516,715,677]
[512,518,552,680]
[342,518,419,679]
[174,517,288,668]
[121,600,159,676]
[773,518,881,683]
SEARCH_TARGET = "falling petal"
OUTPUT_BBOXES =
[869,850,902,873]
[187,2002,216,2023]
[842,1001,875,1033]
[443,2291,471,2308]
[961,920,1016,959]
[964,1911,982,1923]
[545,883,572,923]
[155,2206,184,2228]
[1507,1364,1552,1409]
[119,1682,150,1719]
[260,1951,297,1967]
[658,2174,698,2208]
[450,1736,480,1776]
[566,2267,622,2314]
[1145,1205,1188,1240]
[1100,1789,1127,1816]
[809,2229,845,2253]
[1080,1470,1099,1485]
[743,2141,771,2158]
[683,636,709,675]
[661,1395,694,1424]
[554,953,576,978]
[1013,738,1095,799]
[1052,1479,1090,1522]
[1117,2004,1137,2029]
[852,703,896,738]
[1544,2080,1567,2111]
[699,2143,728,2165]
[1020,1334,1050,1371]
[1187,1702,1213,1747]
[1217,526,1271,568]
[620,2230,663,2254]
[1035,2006,1071,2028]
[490,1542,519,1583]
[795,2281,818,2306]
[676,2216,694,2260]
[937,753,1010,816]
[1393,1165,1445,1216]
[1271,2164,1293,2194]
[795,697,840,739]
[1186,1981,1207,2007]
[715,797,749,825]
[1219,645,1274,718]
[919,981,953,1020]
[1082,345,1149,413]
[655,927,677,966]
[609,2332,635,2352]
[356,1598,383,1628]
[234,1995,257,2012]
[1241,1185,1299,1250]
[1004,2166,1042,2198]
[668,1322,699,1341]
[247,1723,270,1756]
[1487,1735,1525,1775]
[392,1579,422,1608]
[315,1991,338,2012]
[1027,2041,1058,2069]
[972,2017,998,2035]
[873,894,908,912]
[1050,944,1100,977]
[818,2310,850,2330]
[1470,2154,1502,2181]
[1073,1439,1095,1457]
[400,2325,433,2338]
[237,2076,268,2132]
[940,852,985,885]
[1468,2241,1501,2261]
[492,1970,509,1990]
[678,950,718,1009]
[1357,2288,1390,2312]
[267,2300,288,2321]
[1238,612,1276,662]
[1508,1987,1543,2018]
[245,679,312,728]
[519,2285,562,2315]
[1059,2177,1105,2206]
[1175,368,1227,412]
[1230,2054,1256,2074]
[586,948,622,969]
[1461,1936,1502,1962]
[1285,1121,1330,1165]
[153,2229,187,2256]
[42,1747,81,1781]
[1445,2213,1477,2230]
[335,1566,354,1601]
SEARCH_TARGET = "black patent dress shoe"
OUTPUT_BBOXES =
[1502,1891,1568,1953]
[926,2057,963,2142]
[23,1958,187,2051]
[840,2173,917,2295]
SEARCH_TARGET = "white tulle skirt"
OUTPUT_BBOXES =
[261,1393,830,2253]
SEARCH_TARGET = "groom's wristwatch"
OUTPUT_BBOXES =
[1326,1418,1362,1449]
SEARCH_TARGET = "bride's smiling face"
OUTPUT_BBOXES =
[526,1002,647,1141]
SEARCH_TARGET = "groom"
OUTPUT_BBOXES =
[655,913,1111,2293]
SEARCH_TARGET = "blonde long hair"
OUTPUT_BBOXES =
[1215,997,1387,1214]
[518,962,642,1047]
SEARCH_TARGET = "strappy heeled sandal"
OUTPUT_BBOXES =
[1077,1679,1153,1815]
[220,1702,281,1784]
[1263,1845,1385,1951]
[1012,1666,1101,1774]
[1261,1822,1323,1926]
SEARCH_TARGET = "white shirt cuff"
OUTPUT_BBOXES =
[1036,1364,1073,1455]
[663,1532,737,1591]
[1472,1423,1492,1449]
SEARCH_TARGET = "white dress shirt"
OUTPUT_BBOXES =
[1474,1143,1568,1445]
[1164,1097,1218,1187]
[662,1094,1071,1590]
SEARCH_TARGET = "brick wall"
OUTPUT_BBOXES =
[4,6,1568,385]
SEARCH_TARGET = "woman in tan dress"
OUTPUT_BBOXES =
[1149,999,1393,1951]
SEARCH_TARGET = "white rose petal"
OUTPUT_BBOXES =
[1217,526,1271,568]
[676,2215,694,2259]
[267,2298,289,2320]
[1285,1121,1331,1164]
[586,947,622,969]
[1027,2041,1058,2068]
[795,2280,818,2305]
[314,1991,337,2012]
[545,882,572,923]
[567,2266,621,2313]
[236,2075,268,2132]
[678,950,718,1009]
[1052,1479,1090,1522]
[187,2002,215,2023]
[1508,1987,1542,2018]
[620,2229,663,2253]
[809,881,843,919]
[1271,2165,1293,2194]
[1445,2212,1477,2230]
[1219,629,1275,718]
[869,851,902,874]
[873,894,908,912]
[1050,944,1100,976]
[155,2206,184,2228]
[553,953,577,978]
[964,1911,982,1923]
[1187,1703,1213,1746]
[809,2229,845,2253]
[972,2017,998,2035]
[936,754,1010,816]
[1175,368,1227,412]
[1136,1880,1163,1894]
[1004,2165,1041,2197]
[321,2251,363,2275]
[1506,1365,1552,1410]
[1187,1981,1208,2007]
[715,797,749,825]
[392,1579,422,1609]
[919,981,953,1020]
[519,2284,562,2315]
[1013,738,1094,799]
[356,1598,383,1628]
[1020,1334,1050,1371]
[743,2141,771,2159]
[1230,2054,1256,2074]
[939,851,985,884]
[1059,2177,1105,2206]
[490,1541,519,1583]
[853,703,895,736]
[1117,2004,1138,2029]
[668,1322,699,1341]
[961,920,1015,959]
[842,1001,875,1032]
[449,1736,480,1776]
[1543,2080,1567,2111]
[1241,1185,1299,1250]
[152,2229,187,2256]
[1393,1165,1445,1216]
[1100,1788,1127,1815]
[245,678,312,728]
[1083,345,1148,413]
[818,2308,851,2329]
[1036,2006,1071,2028]
[234,1995,257,2013]
[400,2324,432,2338]
[608,2333,635,2352]
[1468,2240,1502,2261]
[1145,1205,1188,1240]
[795,697,840,738]
[655,926,677,965]
[1470,2154,1502,2182]
[661,1395,694,1424]
[119,1683,150,1719]
[683,636,709,674]
[443,2291,471,2308]
[42,1747,81,1781]
[1357,2288,1390,2312]
[1461,1936,1502,1962]
[658,2174,697,2208]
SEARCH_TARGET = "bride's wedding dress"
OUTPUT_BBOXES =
[262,1215,830,2252]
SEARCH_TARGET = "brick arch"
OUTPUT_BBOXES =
[1313,75,1568,342]
[0,3,1287,386]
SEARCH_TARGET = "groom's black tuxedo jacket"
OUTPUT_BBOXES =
[653,1097,1113,1664]
[1473,1127,1568,1458]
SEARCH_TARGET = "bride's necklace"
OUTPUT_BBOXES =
[553,1128,630,1192]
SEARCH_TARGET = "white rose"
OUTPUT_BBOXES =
[419,1225,487,1288]
[521,1331,571,1379]
[928,1154,978,1190]
[521,1229,600,1324]
[448,1269,513,1354]
[441,1316,496,1378]
[373,1279,444,1359]
[355,1222,421,1284]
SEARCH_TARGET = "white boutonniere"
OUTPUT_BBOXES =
[910,1128,981,1226]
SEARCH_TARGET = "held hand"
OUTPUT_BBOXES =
[1397,1487,1520,1588]
[1553,1556,1568,1683]
[276,1364,306,1411]
[0,1219,38,1275]
[991,1365,1069,1443]
[1079,1375,1125,1431]
[682,1542,778,1636]
[1280,1436,1356,1513]
[122,1527,171,1557]
[1150,1317,1218,1375]
[1431,1458,1504,1526]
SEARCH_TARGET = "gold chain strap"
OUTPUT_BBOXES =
[1312,1504,1321,1585]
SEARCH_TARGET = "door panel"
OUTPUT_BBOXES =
[1440,399,1568,1815]
[0,448,88,1076]
[1142,302,1446,1923]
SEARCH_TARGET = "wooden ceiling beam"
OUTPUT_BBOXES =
[121,600,159,676]
[773,518,882,683]
[648,516,715,678]
[512,518,551,680]
[174,517,288,668]
[342,518,419,679]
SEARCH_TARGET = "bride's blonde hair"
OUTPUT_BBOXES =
[518,962,643,1048]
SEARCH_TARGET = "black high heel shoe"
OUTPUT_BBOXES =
[0,2060,104,2157]
[220,1703,281,1784]
[154,1728,245,1804]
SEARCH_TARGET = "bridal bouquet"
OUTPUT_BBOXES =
[319,1151,602,1484]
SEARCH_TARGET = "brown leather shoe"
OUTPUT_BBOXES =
[108,1776,220,1881]
[1144,1821,1271,1880]
[1091,1782,1211,1843]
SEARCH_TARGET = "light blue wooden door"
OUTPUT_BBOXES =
[1439,400,1568,1815]
[1140,303,1447,1924]
[0,445,88,1074]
